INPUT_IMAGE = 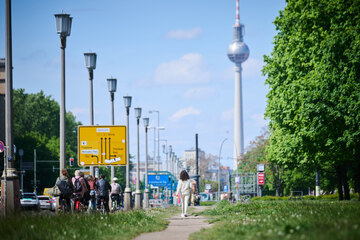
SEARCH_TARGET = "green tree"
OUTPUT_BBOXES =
[11,89,81,193]
[263,0,360,200]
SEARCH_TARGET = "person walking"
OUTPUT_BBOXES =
[176,170,192,217]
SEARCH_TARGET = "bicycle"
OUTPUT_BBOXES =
[73,193,86,213]
[58,194,71,213]
[98,196,106,214]
[87,190,97,213]
[111,194,120,212]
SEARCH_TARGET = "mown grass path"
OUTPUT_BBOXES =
[190,200,360,240]
[134,206,212,240]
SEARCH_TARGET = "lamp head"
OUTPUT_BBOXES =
[123,96,132,108]
[107,78,117,93]
[134,107,142,119]
[54,13,72,37]
[143,117,149,127]
[84,52,97,70]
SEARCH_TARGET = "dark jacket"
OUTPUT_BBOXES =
[59,174,74,190]
[96,178,111,197]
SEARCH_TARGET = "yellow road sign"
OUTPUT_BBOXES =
[78,125,127,166]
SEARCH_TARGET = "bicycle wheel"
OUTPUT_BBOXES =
[99,202,105,214]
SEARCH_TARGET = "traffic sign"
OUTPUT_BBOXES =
[148,175,170,187]
[78,125,127,166]
[235,176,240,184]
[258,172,265,185]
[205,184,211,190]
[223,185,228,192]
[0,141,4,153]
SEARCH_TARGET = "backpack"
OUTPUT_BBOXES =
[56,179,73,195]
[74,177,83,193]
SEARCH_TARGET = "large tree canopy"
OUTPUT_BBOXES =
[10,89,82,192]
[263,0,360,200]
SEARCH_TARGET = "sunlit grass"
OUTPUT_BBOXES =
[0,207,179,240]
[190,200,360,240]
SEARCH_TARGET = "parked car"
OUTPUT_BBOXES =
[51,197,56,211]
[38,195,53,210]
[20,193,40,210]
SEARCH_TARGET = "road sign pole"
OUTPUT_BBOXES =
[34,149,37,193]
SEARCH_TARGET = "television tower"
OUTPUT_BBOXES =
[227,0,249,170]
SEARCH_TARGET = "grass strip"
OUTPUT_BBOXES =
[190,200,360,240]
[0,207,179,240]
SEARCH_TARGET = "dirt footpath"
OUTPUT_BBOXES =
[134,206,212,240]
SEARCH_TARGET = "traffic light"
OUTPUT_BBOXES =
[69,157,74,167]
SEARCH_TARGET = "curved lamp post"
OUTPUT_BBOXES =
[123,96,132,210]
[84,52,97,176]
[55,12,72,173]
[149,110,160,171]
[143,117,150,208]
[218,138,228,201]
[134,107,142,209]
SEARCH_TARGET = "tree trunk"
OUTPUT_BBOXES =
[341,165,350,200]
[354,148,360,201]
[335,166,344,201]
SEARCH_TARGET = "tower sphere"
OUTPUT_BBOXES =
[227,41,249,64]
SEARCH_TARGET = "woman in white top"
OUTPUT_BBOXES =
[176,170,192,217]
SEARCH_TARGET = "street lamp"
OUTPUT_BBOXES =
[218,138,228,201]
[134,107,142,209]
[168,145,173,175]
[160,140,168,171]
[55,12,72,173]
[148,126,156,171]
[107,77,117,181]
[84,52,97,176]
[123,96,132,210]
[143,117,150,208]
[149,110,160,171]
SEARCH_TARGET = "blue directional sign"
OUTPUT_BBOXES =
[148,175,170,187]
[223,185,228,192]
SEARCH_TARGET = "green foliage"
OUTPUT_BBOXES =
[191,201,360,240]
[9,89,82,193]
[252,194,358,201]
[0,208,172,240]
[200,201,217,206]
[263,0,360,198]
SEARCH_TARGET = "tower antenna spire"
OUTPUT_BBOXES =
[236,0,240,26]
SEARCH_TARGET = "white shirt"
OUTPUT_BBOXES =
[176,179,192,196]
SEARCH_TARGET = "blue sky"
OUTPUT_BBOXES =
[0,0,286,169]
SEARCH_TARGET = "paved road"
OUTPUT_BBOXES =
[134,206,212,240]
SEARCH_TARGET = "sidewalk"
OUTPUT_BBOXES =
[134,206,212,240]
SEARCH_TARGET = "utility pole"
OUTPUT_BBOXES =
[195,134,199,195]
[34,149,37,193]
[1,0,20,214]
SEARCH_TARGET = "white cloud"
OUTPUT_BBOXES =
[165,27,202,40]
[183,86,215,99]
[170,107,200,121]
[222,58,264,80]
[154,53,210,85]
[221,109,233,122]
[250,113,269,127]
[242,58,264,78]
